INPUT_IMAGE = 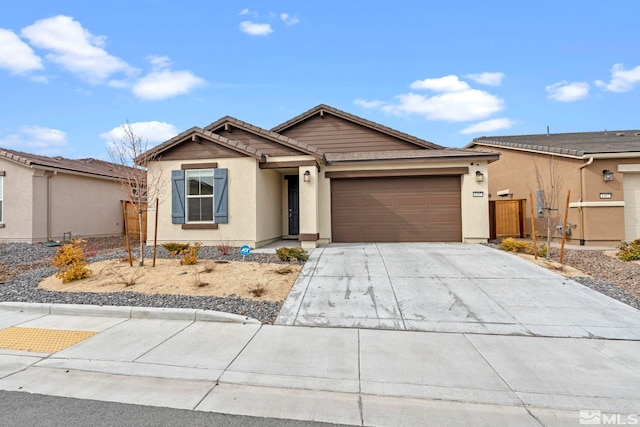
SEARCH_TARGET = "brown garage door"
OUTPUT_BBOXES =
[331,176,462,242]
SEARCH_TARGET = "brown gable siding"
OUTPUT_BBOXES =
[278,114,421,153]
[214,128,304,157]
[158,139,244,160]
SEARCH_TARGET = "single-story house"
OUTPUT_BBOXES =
[467,130,640,246]
[142,104,499,249]
[0,148,131,243]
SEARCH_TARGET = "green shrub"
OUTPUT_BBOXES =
[499,237,547,257]
[51,238,92,283]
[275,247,309,262]
[162,242,190,256]
[617,239,640,261]
[180,242,202,265]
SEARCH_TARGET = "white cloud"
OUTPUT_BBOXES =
[99,121,179,144]
[239,21,273,36]
[21,15,135,83]
[466,72,504,86]
[280,13,300,26]
[132,69,205,101]
[147,55,171,71]
[0,28,43,74]
[546,81,589,102]
[595,63,640,93]
[383,89,504,122]
[0,126,69,155]
[354,99,386,109]
[459,118,515,135]
[239,8,250,15]
[410,75,470,92]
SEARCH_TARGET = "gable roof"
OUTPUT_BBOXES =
[137,127,267,163]
[468,130,640,158]
[203,116,322,158]
[0,147,131,180]
[271,104,443,150]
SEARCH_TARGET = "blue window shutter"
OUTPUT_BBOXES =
[214,168,228,223]
[171,170,185,224]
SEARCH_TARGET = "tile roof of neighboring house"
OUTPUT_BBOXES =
[324,149,500,164]
[271,104,444,150]
[203,116,322,158]
[0,147,131,180]
[138,127,267,163]
[468,130,640,157]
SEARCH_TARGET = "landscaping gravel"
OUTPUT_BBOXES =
[0,239,295,324]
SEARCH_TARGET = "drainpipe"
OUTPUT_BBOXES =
[46,171,53,241]
[578,157,594,245]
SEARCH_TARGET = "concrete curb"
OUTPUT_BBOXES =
[0,302,261,325]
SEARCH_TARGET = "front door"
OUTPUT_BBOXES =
[286,175,299,235]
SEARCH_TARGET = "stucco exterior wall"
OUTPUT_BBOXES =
[484,147,640,245]
[47,172,125,241]
[256,167,282,245]
[148,157,259,247]
[0,160,35,243]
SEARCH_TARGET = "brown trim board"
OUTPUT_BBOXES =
[181,223,219,230]
[298,233,319,241]
[325,167,468,179]
[181,162,218,170]
[260,160,320,171]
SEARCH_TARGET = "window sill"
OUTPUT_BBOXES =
[182,223,218,230]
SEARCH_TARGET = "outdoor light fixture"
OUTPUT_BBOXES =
[475,171,485,182]
[303,170,311,182]
[602,169,614,182]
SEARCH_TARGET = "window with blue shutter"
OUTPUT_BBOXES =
[171,168,228,225]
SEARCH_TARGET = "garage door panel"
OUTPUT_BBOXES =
[331,176,462,242]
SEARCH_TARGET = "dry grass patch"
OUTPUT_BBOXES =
[39,258,302,302]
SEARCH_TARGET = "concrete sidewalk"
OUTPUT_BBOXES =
[0,303,639,426]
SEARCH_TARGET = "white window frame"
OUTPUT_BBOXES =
[185,169,215,223]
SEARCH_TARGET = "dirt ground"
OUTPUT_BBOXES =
[513,252,589,277]
[39,258,302,302]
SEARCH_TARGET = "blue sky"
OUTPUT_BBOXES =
[1,1,639,159]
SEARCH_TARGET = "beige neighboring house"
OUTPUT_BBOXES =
[141,104,499,249]
[467,130,640,246]
[0,148,130,243]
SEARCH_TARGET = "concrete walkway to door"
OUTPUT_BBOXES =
[276,243,640,339]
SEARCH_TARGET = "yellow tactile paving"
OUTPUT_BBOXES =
[0,327,98,353]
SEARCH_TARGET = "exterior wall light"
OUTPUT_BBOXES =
[602,169,614,182]
[303,170,311,182]
[475,171,485,182]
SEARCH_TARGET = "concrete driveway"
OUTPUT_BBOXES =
[276,243,640,339]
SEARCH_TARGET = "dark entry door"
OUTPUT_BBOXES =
[286,175,299,235]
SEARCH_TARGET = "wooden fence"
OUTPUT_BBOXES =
[121,201,147,241]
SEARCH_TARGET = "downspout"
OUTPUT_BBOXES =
[578,157,594,245]
[46,171,53,241]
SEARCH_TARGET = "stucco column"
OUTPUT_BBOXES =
[461,164,490,243]
[298,166,319,249]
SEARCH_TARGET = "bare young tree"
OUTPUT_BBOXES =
[107,121,162,266]
[531,156,565,259]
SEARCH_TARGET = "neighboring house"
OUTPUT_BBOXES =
[0,148,130,243]
[142,104,498,249]
[467,130,640,246]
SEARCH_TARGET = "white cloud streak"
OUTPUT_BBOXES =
[99,121,179,144]
[132,69,205,101]
[459,118,515,135]
[239,21,273,36]
[595,63,640,93]
[0,126,69,155]
[466,72,504,86]
[0,28,43,74]
[410,75,470,92]
[546,81,589,102]
[280,13,300,26]
[21,15,135,83]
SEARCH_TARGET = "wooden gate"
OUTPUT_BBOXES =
[489,199,526,239]
[121,201,147,241]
